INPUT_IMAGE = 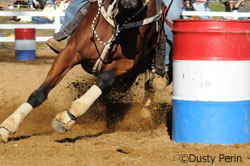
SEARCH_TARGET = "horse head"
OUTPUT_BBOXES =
[110,0,148,25]
[119,0,139,9]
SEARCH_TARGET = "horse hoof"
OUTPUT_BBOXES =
[140,107,152,119]
[0,127,9,143]
[151,74,168,91]
[51,118,67,134]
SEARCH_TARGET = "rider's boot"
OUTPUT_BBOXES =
[46,2,92,53]
[46,38,66,53]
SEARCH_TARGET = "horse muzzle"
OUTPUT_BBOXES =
[119,0,138,9]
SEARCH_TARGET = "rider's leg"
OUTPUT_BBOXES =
[46,0,88,52]
[162,0,181,71]
[60,0,87,30]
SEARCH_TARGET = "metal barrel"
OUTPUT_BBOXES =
[172,20,250,144]
[15,28,36,60]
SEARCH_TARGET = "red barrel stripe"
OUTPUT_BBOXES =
[172,20,250,61]
[15,28,36,40]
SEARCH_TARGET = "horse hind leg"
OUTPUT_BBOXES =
[0,47,81,143]
[52,71,115,133]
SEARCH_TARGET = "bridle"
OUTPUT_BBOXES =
[92,0,163,75]
[91,0,150,46]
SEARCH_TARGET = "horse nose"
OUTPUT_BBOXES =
[120,0,138,9]
[131,0,138,8]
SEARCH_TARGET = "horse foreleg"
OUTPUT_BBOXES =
[52,71,115,133]
[0,103,33,143]
[0,48,81,143]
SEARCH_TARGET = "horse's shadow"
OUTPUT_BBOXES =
[54,132,104,143]
[166,108,172,140]
[7,132,53,142]
[7,105,172,143]
[8,135,31,142]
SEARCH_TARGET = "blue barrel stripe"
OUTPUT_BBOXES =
[15,50,36,61]
[172,99,250,144]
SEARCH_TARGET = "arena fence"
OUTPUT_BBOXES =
[0,11,249,42]
[0,11,65,42]
[182,11,250,20]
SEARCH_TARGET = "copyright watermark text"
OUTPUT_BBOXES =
[179,154,242,164]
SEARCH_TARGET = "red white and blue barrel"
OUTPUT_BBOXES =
[172,20,250,144]
[15,28,36,60]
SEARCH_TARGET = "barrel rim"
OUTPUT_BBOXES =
[173,19,250,23]
[15,28,36,30]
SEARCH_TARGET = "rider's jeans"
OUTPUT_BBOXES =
[162,0,182,70]
[60,0,88,30]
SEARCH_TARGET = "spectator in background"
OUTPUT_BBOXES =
[193,0,211,19]
[28,0,35,9]
[236,0,249,20]
[55,0,70,11]
[182,0,195,19]
[48,0,55,5]
[32,1,55,24]
[205,0,209,8]
[221,0,238,12]
[182,0,195,11]
[55,0,70,23]
[29,0,55,9]
[60,0,71,9]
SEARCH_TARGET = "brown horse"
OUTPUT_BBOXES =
[0,0,163,142]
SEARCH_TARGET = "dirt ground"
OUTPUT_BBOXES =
[0,42,249,166]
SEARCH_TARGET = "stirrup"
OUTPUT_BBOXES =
[54,31,68,41]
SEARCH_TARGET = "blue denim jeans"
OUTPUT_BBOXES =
[162,0,182,69]
[29,0,33,6]
[49,0,54,5]
[32,16,54,24]
[199,7,211,19]
[29,0,54,6]
[60,0,88,30]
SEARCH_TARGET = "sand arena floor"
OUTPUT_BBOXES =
[0,44,249,166]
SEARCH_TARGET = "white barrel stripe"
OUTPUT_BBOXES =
[173,60,250,101]
[172,96,250,102]
[15,40,36,50]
